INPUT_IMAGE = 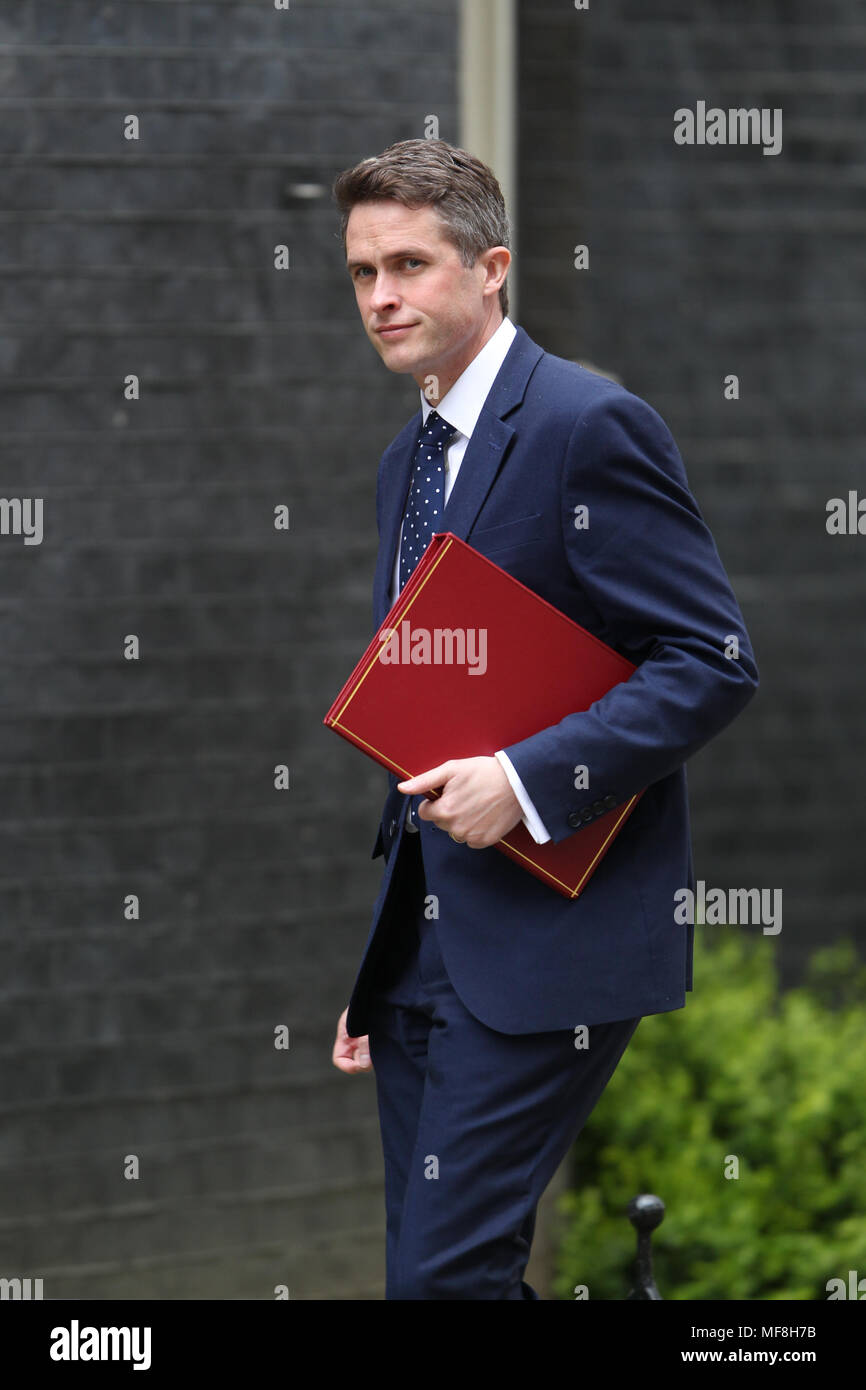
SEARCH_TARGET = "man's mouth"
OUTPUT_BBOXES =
[376,323,416,338]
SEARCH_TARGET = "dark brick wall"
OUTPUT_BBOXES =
[0,0,457,1300]
[518,0,866,979]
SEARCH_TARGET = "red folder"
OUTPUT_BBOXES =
[323,532,643,899]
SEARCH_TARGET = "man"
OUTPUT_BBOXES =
[329,139,758,1300]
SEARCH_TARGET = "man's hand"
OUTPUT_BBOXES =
[332,1007,372,1074]
[398,756,523,848]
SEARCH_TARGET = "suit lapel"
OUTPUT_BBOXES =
[373,325,544,629]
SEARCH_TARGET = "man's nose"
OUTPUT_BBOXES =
[368,274,399,310]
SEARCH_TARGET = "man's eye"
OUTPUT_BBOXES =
[404,258,422,269]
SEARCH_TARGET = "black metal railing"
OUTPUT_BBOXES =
[624,1193,665,1299]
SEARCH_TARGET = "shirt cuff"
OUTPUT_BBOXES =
[494,750,552,845]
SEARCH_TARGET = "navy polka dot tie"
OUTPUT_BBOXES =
[398,409,455,593]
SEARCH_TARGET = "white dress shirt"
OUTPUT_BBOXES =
[389,315,552,845]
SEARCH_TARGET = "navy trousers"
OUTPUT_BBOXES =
[366,830,641,1300]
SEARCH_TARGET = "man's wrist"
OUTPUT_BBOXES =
[494,750,552,845]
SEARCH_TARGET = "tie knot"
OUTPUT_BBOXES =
[424,409,454,443]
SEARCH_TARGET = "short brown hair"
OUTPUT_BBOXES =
[333,138,510,317]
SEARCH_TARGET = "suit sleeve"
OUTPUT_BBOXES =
[501,387,759,845]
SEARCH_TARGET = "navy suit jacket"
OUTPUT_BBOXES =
[345,325,758,1037]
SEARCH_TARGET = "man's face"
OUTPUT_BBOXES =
[345,199,508,399]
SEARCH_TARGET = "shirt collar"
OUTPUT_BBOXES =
[419,316,517,439]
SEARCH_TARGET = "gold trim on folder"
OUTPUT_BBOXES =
[331,536,455,727]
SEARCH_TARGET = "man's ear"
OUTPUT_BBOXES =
[482,245,511,298]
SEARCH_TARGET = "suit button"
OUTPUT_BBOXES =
[581,807,594,823]
[389,819,396,835]
[405,814,419,833]
[567,811,581,829]
[592,800,606,816]
[603,793,617,809]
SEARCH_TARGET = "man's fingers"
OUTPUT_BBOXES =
[397,762,452,794]
[332,1010,372,1073]
[334,1053,372,1073]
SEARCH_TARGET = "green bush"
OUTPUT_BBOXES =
[552,930,866,1300]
